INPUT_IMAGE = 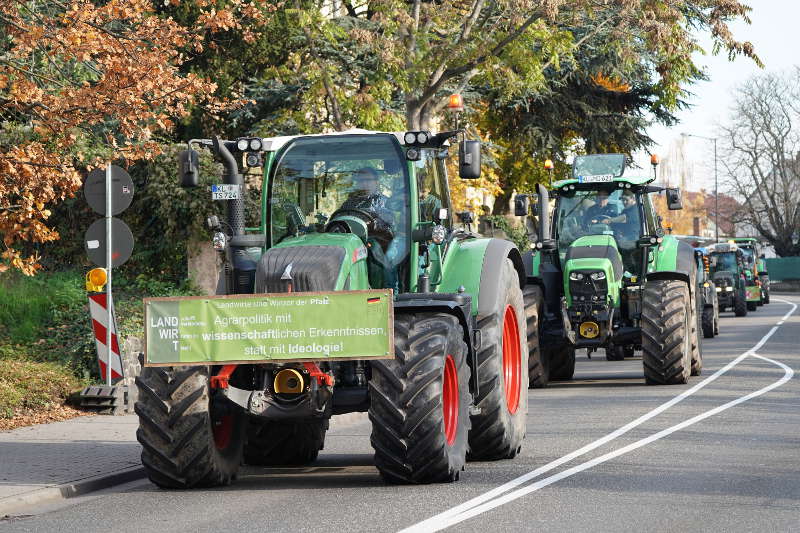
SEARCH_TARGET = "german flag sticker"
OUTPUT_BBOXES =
[367,296,381,304]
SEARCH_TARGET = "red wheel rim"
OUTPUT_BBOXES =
[502,305,521,414]
[442,354,459,446]
[213,415,233,450]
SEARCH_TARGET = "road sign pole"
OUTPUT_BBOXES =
[105,164,112,387]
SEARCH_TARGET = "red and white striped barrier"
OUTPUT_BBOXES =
[88,293,124,381]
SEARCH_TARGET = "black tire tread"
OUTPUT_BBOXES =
[523,285,548,388]
[641,280,691,385]
[369,313,470,484]
[468,260,528,461]
[135,366,244,489]
[244,418,328,466]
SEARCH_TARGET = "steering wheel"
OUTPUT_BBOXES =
[325,207,394,249]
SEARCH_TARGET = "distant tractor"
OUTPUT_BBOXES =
[134,129,531,488]
[518,153,702,386]
[695,248,719,339]
[707,242,749,317]
[732,237,770,305]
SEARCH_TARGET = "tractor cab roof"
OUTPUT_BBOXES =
[255,128,455,152]
[707,242,741,254]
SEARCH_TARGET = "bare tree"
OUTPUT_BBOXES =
[718,68,800,256]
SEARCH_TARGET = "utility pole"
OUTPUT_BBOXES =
[681,133,719,242]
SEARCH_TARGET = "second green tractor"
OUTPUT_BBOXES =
[519,154,702,386]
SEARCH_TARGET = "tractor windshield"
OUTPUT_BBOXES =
[269,134,410,290]
[711,252,737,273]
[555,189,642,272]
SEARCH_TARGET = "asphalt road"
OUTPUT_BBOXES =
[4,295,799,533]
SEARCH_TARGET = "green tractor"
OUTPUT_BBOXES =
[518,153,702,386]
[732,237,769,305]
[707,242,749,316]
[135,130,530,488]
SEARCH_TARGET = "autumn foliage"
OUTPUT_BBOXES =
[0,0,272,274]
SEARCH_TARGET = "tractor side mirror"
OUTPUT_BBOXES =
[514,194,530,217]
[179,149,200,188]
[459,140,481,179]
[666,187,683,210]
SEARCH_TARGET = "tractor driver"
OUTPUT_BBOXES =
[340,167,405,290]
[341,167,393,233]
[583,190,619,226]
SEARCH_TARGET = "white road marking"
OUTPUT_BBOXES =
[401,299,797,533]
[418,353,794,532]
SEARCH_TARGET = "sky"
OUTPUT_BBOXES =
[634,0,800,192]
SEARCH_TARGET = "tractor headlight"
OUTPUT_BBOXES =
[715,286,721,292]
[570,272,584,281]
[404,132,417,145]
[726,286,733,292]
[245,152,262,168]
[416,131,429,144]
[590,271,606,281]
[236,139,249,151]
[249,138,263,151]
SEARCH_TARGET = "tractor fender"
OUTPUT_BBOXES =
[477,239,525,317]
[394,293,479,395]
[650,237,697,294]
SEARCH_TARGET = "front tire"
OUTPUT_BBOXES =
[641,280,692,385]
[135,366,246,489]
[469,259,528,460]
[244,418,328,466]
[548,345,576,381]
[369,313,470,484]
[734,293,748,317]
[702,307,715,338]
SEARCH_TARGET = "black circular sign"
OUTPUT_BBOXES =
[84,165,134,216]
[84,218,135,268]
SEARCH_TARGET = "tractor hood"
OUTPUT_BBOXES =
[255,233,369,293]
[563,235,623,307]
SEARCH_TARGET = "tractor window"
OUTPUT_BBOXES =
[269,134,410,290]
[414,150,451,226]
[554,189,624,256]
[642,194,662,236]
[712,252,737,272]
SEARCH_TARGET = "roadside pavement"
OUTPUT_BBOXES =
[0,411,370,517]
[0,415,142,516]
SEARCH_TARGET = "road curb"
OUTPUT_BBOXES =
[0,466,146,517]
[0,413,369,516]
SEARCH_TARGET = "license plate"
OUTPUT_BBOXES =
[579,174,614,183]
[212,184,241,200]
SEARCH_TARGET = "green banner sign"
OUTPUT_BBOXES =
[144,290,393,366]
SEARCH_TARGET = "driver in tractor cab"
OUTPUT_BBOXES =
[341,167,405,290]
[583,190,619,226]
[341,167,393,234]
[605,190,640,272]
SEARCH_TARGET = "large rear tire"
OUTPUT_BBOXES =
[702,307,715,338]
[523,285,548,388]
[243,418,328,466]
[369,313,470,483]
[641,280,692,385]
[135,366,245,489]
[469,259,528,460]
